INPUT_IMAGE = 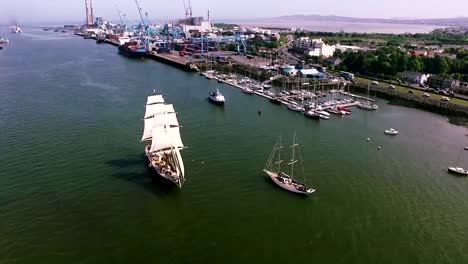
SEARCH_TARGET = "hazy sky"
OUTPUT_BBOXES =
[1,0,467,24]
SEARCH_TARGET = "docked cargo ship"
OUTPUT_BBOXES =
[118,41,147,59]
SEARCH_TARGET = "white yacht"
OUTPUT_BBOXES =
[287,102,304,112]
[448,167,468,176]
[208,89,225,105]
[242,86,254,94]
[384,128,399,135]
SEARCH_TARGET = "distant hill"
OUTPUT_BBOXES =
[255,15,468,27]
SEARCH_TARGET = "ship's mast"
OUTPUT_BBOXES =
[289,133,299,179]
[276,137,283,173]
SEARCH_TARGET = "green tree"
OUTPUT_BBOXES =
[408,56,424,72]
[434,56,449,75]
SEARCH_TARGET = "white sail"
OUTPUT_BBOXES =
[153,113,179,127]
[147,95,165,105]
[141,118,154,141]
[150,126,184,153]
[144,104,175,119]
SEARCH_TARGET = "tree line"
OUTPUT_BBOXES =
[331,47,468,82]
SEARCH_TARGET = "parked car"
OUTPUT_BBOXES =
[441,97,450,102]
[408,90,415,94]
[371,81,379,85]
[388,85,396,89]
[422,93,430,97]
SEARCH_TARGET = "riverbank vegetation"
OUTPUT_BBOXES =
[293,29,468,46]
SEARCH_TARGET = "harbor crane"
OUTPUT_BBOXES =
[115,5,126,28]
[182,0,193,20]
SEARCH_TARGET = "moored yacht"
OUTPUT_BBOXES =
[287,102,304,112]
[242,86,254,94]
[304,110,321,120]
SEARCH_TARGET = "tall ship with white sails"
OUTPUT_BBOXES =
[141,94,186,187]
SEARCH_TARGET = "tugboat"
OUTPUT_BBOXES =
[208,89,225,105]
[264,134,316,195]
[118,41,146,59]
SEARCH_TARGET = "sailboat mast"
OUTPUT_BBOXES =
[291,134,296,178]
[277,137,282,172]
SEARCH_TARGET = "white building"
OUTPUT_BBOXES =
[335,44,363,52]
[293,37,335,58]
[178,17,213,34]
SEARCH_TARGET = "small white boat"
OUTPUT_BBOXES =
[304,110,320,120]
[384,128,399,135]
[358,101,378,111]
[319,114,330,120]
[316,109,330,116]
[287,103,304,112]
[448,167,468,176]
[208,89,225,105]
[242,86,254,94]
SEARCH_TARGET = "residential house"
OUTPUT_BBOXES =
[427,76,457,89]
[402,71,430,85]
[410,50,428,56]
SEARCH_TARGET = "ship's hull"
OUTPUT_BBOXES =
[118,46,146,59]
[448,167,468,176]
[264,170,315,195]
[304,111,320,120]
[208,96,225,105]
[145,146,184,187]
[270,98,282,105]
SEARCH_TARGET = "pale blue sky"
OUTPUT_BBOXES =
[1,0,467,24]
